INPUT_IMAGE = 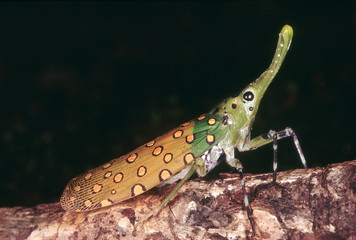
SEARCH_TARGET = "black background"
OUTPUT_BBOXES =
[0,2,354,207]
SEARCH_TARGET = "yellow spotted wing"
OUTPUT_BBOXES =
[60,114,229,212]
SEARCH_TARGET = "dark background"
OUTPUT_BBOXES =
[0,2,354,208]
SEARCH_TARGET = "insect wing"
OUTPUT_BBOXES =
[60,114,228,212]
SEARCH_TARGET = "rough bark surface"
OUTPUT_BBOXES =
[1,160,355,240]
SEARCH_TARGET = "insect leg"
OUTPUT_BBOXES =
[272,131,278,184]
[159,163,197,209]
[238,167,256,236]
[135,162,197,228]
[224,146,256,235]
[239,127,307,183]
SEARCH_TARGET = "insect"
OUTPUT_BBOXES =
[61,25,307,234]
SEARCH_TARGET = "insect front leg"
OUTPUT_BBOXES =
[239,127,307,184]
[224,146,256,236]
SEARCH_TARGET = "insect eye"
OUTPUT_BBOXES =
[243,91,254,101]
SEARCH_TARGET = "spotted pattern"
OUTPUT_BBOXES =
[163,153,173,163]
[131,184,146,197]
[159,169,172,182]
[126,153,138,163]
[74,185,81,191]
[104,171,112,179]
[173,130,183,138]
[180,121,191,127]
[111,189,117,195]
[152,146,163,156]
[145,140,156,147]
[113,172,124,183]
[84,200,93,207]
[206,134,215,145]
[84,173,92,180]
[208,118,217,125]
[137,166,147,177]
[102,163,112,169]
[184,153,195,165]
[100,199,113,207]
[69,196,76,202]
[197,115,206,120]
[92,184,103,193]
[186,134,195,144]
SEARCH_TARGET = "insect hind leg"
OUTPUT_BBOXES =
[237,167,256,235]
[134,163,197,231]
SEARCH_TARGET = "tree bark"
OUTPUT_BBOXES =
[1,160,355,240]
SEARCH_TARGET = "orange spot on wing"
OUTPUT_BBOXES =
[100,199,113,207]
[186,134,195,144]
[102,163,112,169]
[197,115,206,120]
[206,134,215,144]
[180,121,191,127]
[92,184,103,193]
[84,200,93,207]
[131,184,146,197]
[208,118,217,125]
[184,153,195,165]
[84,173,92,180]
[104,171,112,179]
[173,130,184,138]
[137,166,147,177]
[127,153,138,163]
[159,169,172,181]
[145,140,156,147]
[163,153,173,163]
[113,173,124,183]
[152,146,163,156]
